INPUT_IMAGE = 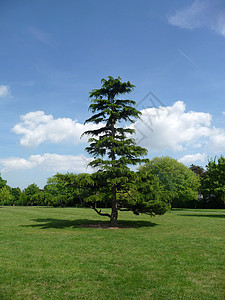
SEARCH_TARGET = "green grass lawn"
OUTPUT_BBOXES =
[0,207,224,299]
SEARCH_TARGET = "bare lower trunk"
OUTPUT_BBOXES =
[110,186,118,227]
[110,209,118,226]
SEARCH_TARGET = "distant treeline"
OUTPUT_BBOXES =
[0,156,225,209]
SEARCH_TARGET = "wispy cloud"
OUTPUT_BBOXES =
[168,0,225,37]
[214,12,225,36]
[0,85,10,97]
[177,49,199,67]
[168,0,210,30]
[28,26,53,46]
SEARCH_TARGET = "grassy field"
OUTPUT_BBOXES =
[0,207,224,300]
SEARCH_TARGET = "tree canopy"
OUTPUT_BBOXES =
[0,186,12,205]
[0,174,7,189]
[201,155,225,208]
[44,172,94,207]
[138,157,201,208]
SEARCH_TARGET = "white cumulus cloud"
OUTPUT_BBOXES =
[0,85,10,97]
[11,101,225,155]
[134,101,211,151]
[0,157,35,172]
[0,153,93,174]
[178,153,206,164]
[207,127,225,152]
[12,111,101,147]
[168,0,225,37]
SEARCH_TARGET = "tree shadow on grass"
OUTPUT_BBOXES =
[21,218,158,229]
[179,213,225,219]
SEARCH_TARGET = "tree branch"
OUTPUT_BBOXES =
[90,202,111,218]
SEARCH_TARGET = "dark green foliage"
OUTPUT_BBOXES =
[0,174,20,206]
[44,173,78,207]
[0,173,7,189]
[201,155,225,208]
[44,173,94,207]
[30,192,54,206]
[15,183,40,206]
[11,187,21,203]
[24,183,40,198]
[135,171,170,214]
[189,164,205,177]
[18,192,28,206]
[83,76,165,226]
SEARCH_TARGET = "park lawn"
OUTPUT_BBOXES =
[0,207,224,300]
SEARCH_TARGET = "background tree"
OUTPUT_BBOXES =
[201,155,225,208]
[189,164,205,177]
[11,187,22,205]
[135,171,171,212]
[0,186,12,206]
[44,173,89,207]
[23,183,40,205]
[44,173,74,207]
[0,175,18,205]
[139,157,201,208]
[0,174,7,189]
[30,192,54,206]
[83,76,167,226]
[18,192,28,206]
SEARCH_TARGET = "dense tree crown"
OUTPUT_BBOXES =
[138,157,201,208]
[201,155,225,208]
[82,76,167,226]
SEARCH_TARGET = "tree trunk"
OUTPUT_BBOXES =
[109,96,118,227]
[110,186,118,227]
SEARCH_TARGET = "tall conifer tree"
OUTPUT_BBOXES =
[83,76,149,226]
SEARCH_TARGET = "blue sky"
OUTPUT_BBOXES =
[0,0,225,189]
